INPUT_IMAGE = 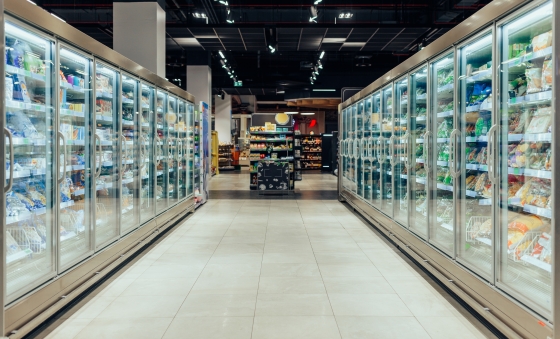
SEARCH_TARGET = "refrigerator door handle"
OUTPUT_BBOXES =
[94,134,102,178]
[4,128,14,193]
[155,136,161,167]
[423,131,431,173]
[449,129,460,178]
[389,135,396,166]
[121,134,128,163]
[487,124,498,183]
[402,132,410,169]
[57,131,67,184]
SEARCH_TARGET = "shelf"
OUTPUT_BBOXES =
[5,65,47,82]
[522,204,551,219]
[302,151,322,153]
[61,82,86,93]
[507,167,551,180]
[250,131,293,135]
[6,100,47,113]
[465,69,492,83]
[508,133,551,142]
[61,109,85,118]
[504,46,552,67]
[437,138,450,143]
[521,255,551,273]
[96,90,113,99]
[437,110,453,118]
[437,83,454,93]
[465,136,488,142]
[250,139,290,142]
[250,148,292,152]
[465,164,488,171]
[6,201,75,225]
[508,90,552,106]
[96,115,113,122]
[122,178,134,184]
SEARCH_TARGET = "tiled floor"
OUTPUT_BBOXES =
[41,196,492,339]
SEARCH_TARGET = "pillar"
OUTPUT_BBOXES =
[113,0,166,77]
[186,65,212,109]
[214,94,232,143]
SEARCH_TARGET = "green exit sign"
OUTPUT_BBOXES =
[234,80,243,87]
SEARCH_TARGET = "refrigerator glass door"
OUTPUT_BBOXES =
[370,92,381,209]
[362,97,372,201]
[177,100,187,201]
[94,63,119,249]
[187,102,194,197]
[457,32,494,278]
[168,96,179,206]
[430,52,455,254]
[58,47,93,269]
[140,83,155,223]
[498,1,553,315]
[380,85,393,217]
[409,66,429,238]
[342,108,351,190]
[4,21,56,299]
[120,74,139,234]
[393,78,408,226]
[356,101,364,197]
[156,91,168,212]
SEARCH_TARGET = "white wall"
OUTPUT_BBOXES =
[214,94,232,143]
[113,2,166,77]
[187,65,212,108]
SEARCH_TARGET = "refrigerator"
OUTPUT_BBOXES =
[156,91,168,212]
[338,0,555,335]
[140,83,156,223]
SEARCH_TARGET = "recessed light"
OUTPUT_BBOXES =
[300,112,315,115]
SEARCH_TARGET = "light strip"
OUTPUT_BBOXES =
[219,51,225,58]
[319,51,325,59]
[51,13,66,22]
[300,112,315,115]
[285,112,298,114]
[313,89,336,92]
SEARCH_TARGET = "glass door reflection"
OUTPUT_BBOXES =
[156,91,168,212]
[140,83,155,222]
[380,85,393,217]
[370,92,381,209]
[167,96,179,206]
[393,78,408,227]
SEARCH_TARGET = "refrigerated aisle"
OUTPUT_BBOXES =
[338,0,556,337]
[1,2,196,337]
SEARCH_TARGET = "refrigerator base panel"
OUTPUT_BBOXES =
[4,198,195,339]
[340,189,552,339]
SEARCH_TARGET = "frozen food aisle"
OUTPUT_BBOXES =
[1,1,196,337]
[339,0,556,338]
[39,199,490,339]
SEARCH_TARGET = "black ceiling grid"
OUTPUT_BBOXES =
[36,0,491,98]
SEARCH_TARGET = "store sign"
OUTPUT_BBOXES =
[234,80,243,87]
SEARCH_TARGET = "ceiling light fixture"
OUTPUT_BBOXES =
[285,112,298,114]
[314,0,322,3]
[313,89,336,92]
[219,51,225,58]
[301,112,315,115]
[219,0,228,5]
[339,12,353,18]
[319,51,325,59]
[226,8,234,23]
[309,6,318,23]
[268,45,276,53]
[317,60,323,69]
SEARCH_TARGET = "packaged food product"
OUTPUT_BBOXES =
[541,59,553,91]
[475,147,487,165]
[475,173,487,192]
[526,68,542,94]
[508,214,543,234]
[531,31,552,52]
[526,115,551,134]
[508,182,523,198]
[474,219,492,238]
[6,231,20,255]
[530,232,552,263]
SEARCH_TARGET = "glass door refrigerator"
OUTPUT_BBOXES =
[187,102,195,198]
[58,45,93,270]
[429,51,455,255]
[177,99,187,201]
[409,65,429,238]
[341,108,350,190]
[370,92,381,209]
[393,77,408,227]
[350,104,357,193]
[167,96,179,206]
[156,91,168,212]
[380,84,393,217]
[356,101,364,198]
[120,74,139,234]
[456,30,494,280]
[4,20,56,301]
[362,96,372,201]
[139,83,155,223]
[94,62,119,250]
[497,0,553,317]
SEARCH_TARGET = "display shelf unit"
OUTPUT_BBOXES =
[338,1,556,338]
[218,143,234,171]
[298,135,322,170]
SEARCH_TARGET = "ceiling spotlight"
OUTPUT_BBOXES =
[193,12,207,18]
[313,66,319,74]
[268,45,276,53]
[317,60,323,69]
[314,0,322,3]
[226,8,234,23]
[219,0,228,5]
[319,51,325,59]
[230,74,234,78]
[312,74,317,80]
[219,51,225,58]
[220,59,227,68]
[339,12,353,18]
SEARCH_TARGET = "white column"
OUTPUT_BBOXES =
[113,1,166,77]
[214,94,232,143]
[186,65,212,109]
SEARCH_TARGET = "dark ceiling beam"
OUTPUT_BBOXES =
[65,21,466,27]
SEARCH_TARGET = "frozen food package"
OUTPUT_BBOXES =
[5,77,13,101]
[541,59,553,91]
[508,215,544,234]
[531,30,552,52]
[526,115,552,134]
[6,231,20,255]
[526,68,542,94]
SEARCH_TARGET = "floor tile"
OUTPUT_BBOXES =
[177,294,257,317]
[260,263,321,277]
[97,295,184,318]
[162,317,254,339]
[70,296,116,319]
[190,276,260,294]
[322,276,395,294]
[262,252,317,264]
[200,263,262,277]
[252,316,341,339]
[336,316,431,339]
[120,277,196,297]
[314,252,371,264]
[318,264,381,277]
[74,318,172,339]
[328,294,412,316]
[258,277,326,294]
[45,319,93,339]
[399,294,455,317]
[255,294,333,316]
[416,316,487,339]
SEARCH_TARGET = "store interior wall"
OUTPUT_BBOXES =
[113,1,165,77]
[297,111,325,135]
[187,65,211,109]
[214,94,232,143]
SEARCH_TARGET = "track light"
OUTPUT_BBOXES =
[220,59,226,68]
[219,51,225,58]
[319,51,325,59]
[226,8,234,23]
[193,12,207,18]
[314,0,322,4]
[339,12,353,18]
[317,60,323,69]
[219,0,228,5]
[268,45,276,53]
[309,6,318,23]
